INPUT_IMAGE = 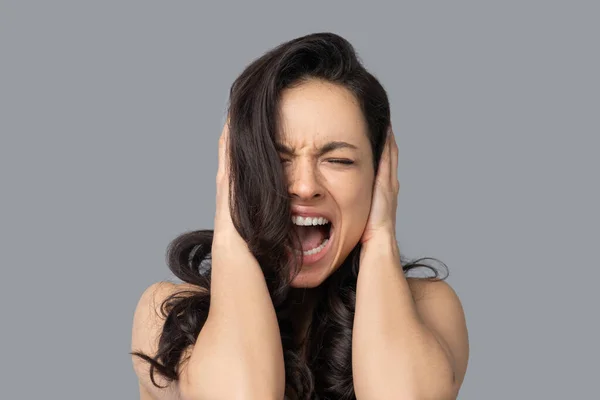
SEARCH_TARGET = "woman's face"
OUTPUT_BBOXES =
[278,79,375,288]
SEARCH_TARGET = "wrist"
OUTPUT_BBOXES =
[360,230,399,260]
[212,230,252,259]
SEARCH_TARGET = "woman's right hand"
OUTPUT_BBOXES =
[212,117,249,254]
[184,117,286,400]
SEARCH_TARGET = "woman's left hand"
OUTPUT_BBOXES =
[360,125,400,246]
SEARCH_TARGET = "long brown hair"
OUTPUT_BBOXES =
[131,32,448,399]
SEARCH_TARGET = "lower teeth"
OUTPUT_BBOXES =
[300,238,329,256]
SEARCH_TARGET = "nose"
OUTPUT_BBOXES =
[287,160,324,201]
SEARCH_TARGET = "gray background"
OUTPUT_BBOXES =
[1,1,598,399]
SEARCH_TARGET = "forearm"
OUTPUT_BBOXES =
[184,239,285,400]
[353,235,455,400]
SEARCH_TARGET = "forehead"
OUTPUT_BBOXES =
[277,80,369,147]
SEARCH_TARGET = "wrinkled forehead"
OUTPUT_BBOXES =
[276,80,370,149]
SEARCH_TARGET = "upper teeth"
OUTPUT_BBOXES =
[292,216,329,226]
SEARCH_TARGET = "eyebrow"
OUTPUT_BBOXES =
[275,141,359,157]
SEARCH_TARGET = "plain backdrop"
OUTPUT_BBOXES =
[1,1,598,399]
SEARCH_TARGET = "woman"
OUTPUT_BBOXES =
[131,32,469,400]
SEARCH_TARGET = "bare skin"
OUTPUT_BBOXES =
[131,278,465,399]
[131,282,202,400]
[131,79,469,399]
[133,116,285,400]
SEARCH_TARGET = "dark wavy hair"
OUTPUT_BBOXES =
[131,32,448,399]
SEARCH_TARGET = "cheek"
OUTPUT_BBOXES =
[334,176,374,241]
[348,187,372,235]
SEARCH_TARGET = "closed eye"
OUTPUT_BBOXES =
[279,158,354,165]
[327,159,354,165]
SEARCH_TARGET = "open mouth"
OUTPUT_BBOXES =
[292,215,333,258]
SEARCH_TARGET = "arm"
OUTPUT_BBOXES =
[181,238,285,400]
[352,234,469,400]
[180,120,285,400]
[352,126,469,399]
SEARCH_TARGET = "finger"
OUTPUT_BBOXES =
[217,119,230,181]
[216,119,233,224]
[376,127,392,185]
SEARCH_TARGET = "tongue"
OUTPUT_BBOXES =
[295,225,326,251]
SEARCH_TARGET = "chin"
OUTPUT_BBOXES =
[289,265,331,288]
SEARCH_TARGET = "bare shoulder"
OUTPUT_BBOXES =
[406,278,470,387]
[131,281,207,400]
[406,277,456,302]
